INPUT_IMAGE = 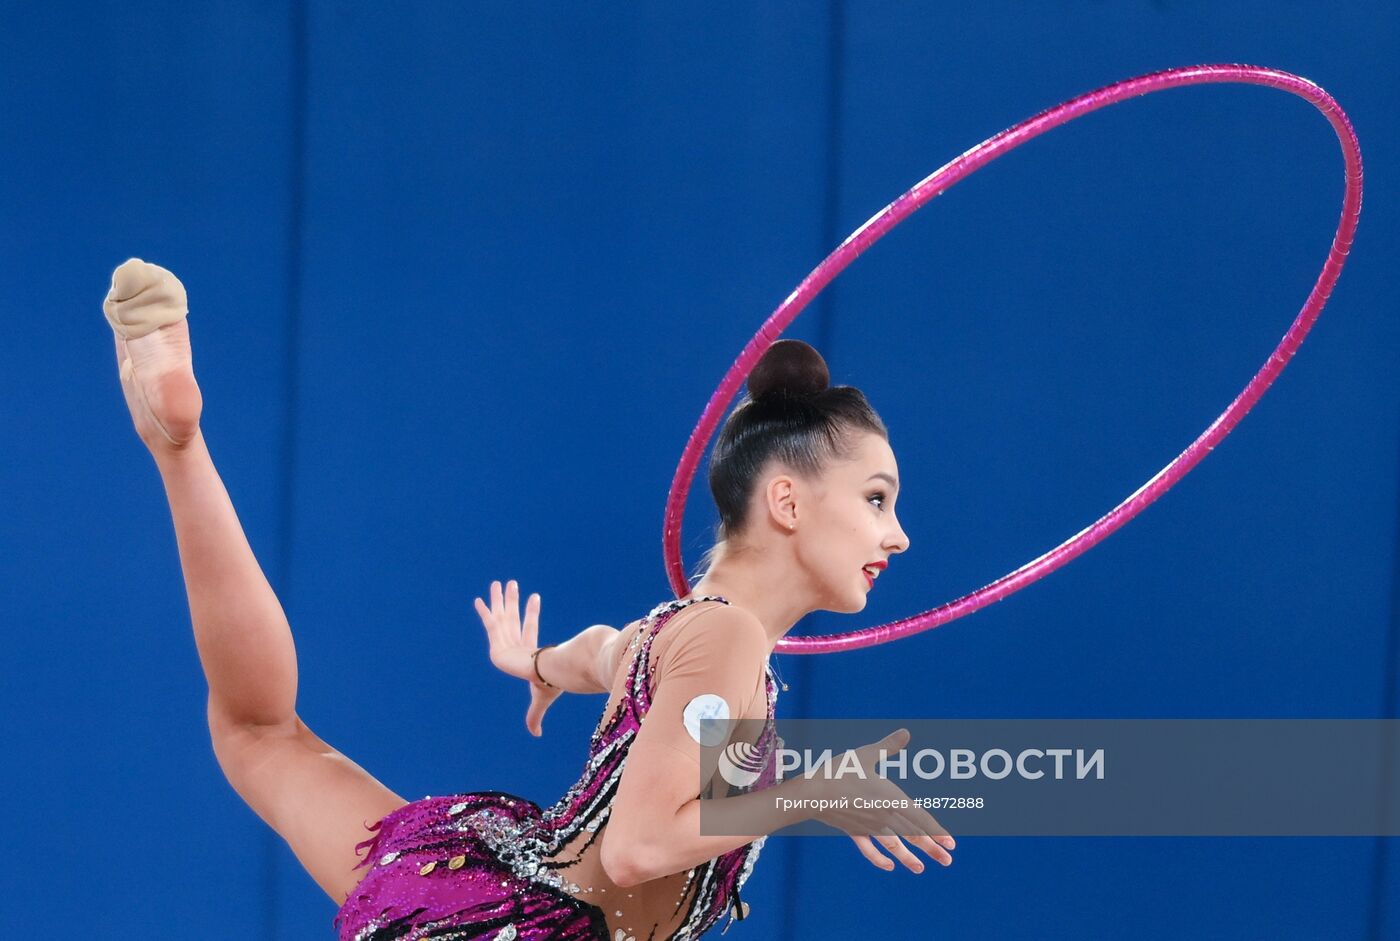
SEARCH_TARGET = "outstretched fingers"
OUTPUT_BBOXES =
[850,818,955,871]
[473,595,498,644]
[474,580,545,660]
[849,834,900,871]
[900,819,955,866]
[872,833,926,872]
[522,589,540,647]
[476,581,538,642]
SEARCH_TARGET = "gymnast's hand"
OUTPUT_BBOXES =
[800,728,956,871]
[473,579,562,737]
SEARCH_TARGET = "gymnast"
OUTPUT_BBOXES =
[102,258,955,940]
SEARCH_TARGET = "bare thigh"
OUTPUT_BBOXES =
[209,708,408,904]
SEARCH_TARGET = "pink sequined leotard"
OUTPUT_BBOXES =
[334,596,781,941]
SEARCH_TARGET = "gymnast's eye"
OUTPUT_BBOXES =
[868,492,887,512]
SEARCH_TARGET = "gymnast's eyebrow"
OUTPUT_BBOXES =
[866,472,899,492]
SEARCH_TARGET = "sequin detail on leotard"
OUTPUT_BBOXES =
[334,596,781,941]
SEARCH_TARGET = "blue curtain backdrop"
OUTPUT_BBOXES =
[2,2,1397,938]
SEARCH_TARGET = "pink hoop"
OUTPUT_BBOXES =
[662,64,1364,655]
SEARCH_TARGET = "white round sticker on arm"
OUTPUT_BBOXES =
[682,694,731,746]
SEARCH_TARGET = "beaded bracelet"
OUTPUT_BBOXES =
[531,644,558,688]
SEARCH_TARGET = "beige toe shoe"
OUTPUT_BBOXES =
[103,258,189,339]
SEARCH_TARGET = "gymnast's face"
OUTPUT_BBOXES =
[790,432,911,614]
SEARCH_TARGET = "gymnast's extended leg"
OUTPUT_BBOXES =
[104,259,406,904]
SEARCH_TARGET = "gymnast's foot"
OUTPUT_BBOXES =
[103,258,203,452]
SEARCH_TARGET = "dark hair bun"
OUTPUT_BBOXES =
[747,339,830,402]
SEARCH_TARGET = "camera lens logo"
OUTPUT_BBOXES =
[718,740,765,788]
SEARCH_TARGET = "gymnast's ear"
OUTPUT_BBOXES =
[761,473,800,532]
